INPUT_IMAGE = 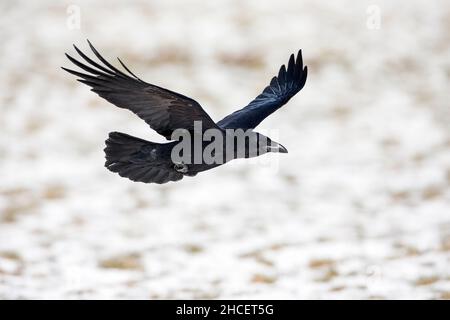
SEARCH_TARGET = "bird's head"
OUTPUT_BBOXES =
[255,133,288,155]
[224,130,288,159]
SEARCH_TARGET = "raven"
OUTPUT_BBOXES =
[63,41,308,184]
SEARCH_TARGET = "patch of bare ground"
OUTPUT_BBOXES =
[440,235,450,252]
[251,274,277,284]
[183,244,204,254]
[0,251,24,275]
[1,199,40,223]
[217,51,265,69]
[239,249,274,267]
[309,259,339,282]
[414,276,439,286]
[421,185,444,200]
[309,259,335,269]
[42,184,66,200]
[99,253,143,271]
[440,292,450,300]
[146,47,193,66]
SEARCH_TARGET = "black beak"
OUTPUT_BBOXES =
[267,142,288,153]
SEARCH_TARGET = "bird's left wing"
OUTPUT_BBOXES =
[217,50,307,130]
[62,41,219,140]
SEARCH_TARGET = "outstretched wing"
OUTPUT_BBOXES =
[62,40,218,140]
[217,50,307,130]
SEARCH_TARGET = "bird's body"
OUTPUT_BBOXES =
[63,41,307,184]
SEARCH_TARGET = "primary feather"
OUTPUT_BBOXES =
[217,50,307,130]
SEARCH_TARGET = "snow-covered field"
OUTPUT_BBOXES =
[0,0,449,299]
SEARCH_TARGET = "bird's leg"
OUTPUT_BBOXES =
[174,162,188,173]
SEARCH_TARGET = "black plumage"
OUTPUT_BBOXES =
[63,41,308,184]
[217,51,307,129]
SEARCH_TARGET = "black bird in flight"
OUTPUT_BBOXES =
[63,41,308,184]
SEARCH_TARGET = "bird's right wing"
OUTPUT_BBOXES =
[62,41,219,140]
[217,50,307,130]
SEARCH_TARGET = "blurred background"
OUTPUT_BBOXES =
[0,0,449,299]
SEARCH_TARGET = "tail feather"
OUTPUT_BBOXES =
[105,132,151,166]
[104,132,183,184]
